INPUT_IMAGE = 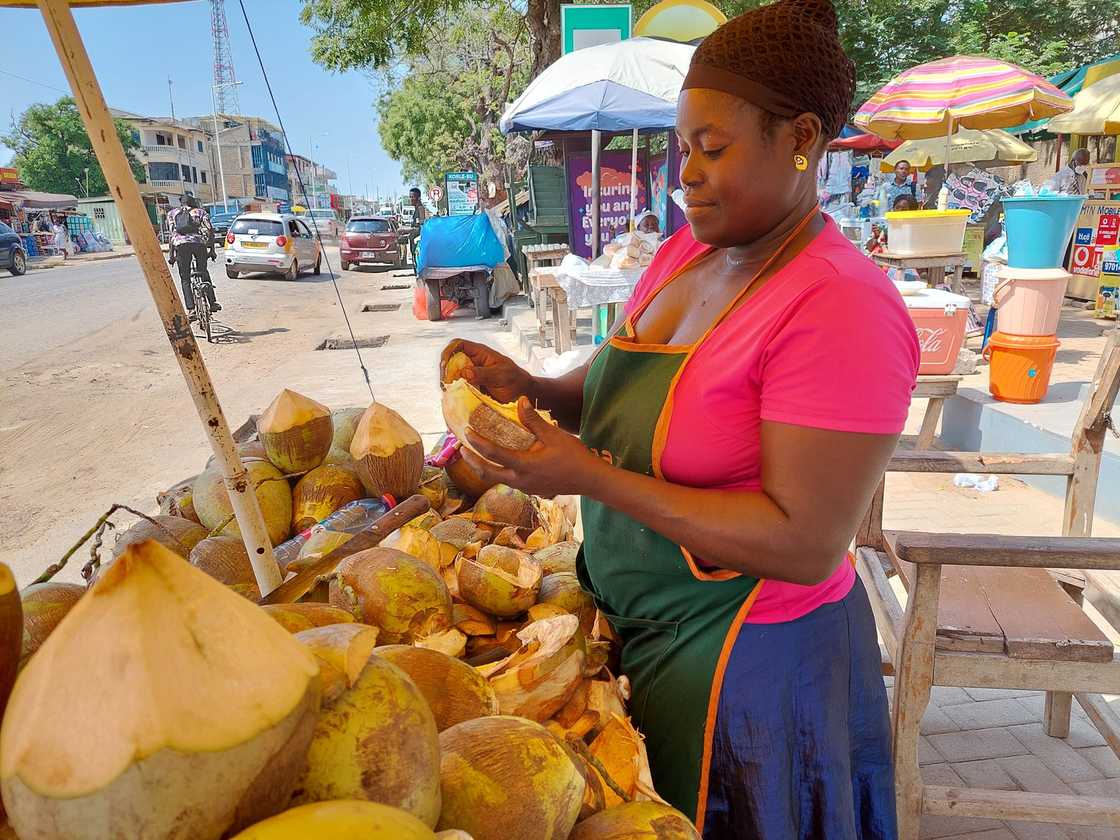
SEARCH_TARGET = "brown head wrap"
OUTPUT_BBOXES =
[681,0,856,140]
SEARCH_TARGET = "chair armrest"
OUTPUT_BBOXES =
[887,451,1075,476]
[888,531,1120,571]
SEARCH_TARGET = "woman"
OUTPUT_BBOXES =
[442,1,917,836]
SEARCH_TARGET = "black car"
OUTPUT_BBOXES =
[0,220,27,276]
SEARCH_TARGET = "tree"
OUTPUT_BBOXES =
[2,97,145,196]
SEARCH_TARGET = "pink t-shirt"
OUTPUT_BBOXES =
[623,217,920,623]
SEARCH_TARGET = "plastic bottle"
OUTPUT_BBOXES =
[273,498,389,569]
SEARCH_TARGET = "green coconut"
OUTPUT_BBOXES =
[568,802,701,839]
[291,465,365,531]
[193,460,294,547]
[376,645,499,731]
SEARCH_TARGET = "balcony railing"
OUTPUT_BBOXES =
[147,180,185,189]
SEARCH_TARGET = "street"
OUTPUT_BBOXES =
[0,250,518,586]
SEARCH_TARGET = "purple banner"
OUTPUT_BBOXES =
[567,150,648,258]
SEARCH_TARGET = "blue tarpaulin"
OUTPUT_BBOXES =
[416,214,506,278]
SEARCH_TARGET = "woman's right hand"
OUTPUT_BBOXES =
[440,339,534,404]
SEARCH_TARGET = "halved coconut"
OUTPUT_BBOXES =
[112,514,207,560]
[231,800,439,839]
[193,460,294,547]
[376,645,499,731]
[349,402,424,500]
[472,485,537,530]
[291,464,365,531]
[18,582,85,669]
[190,535,261,599]
[258,389,334,474]
[569,802,699,840]
[480,614,586,723]
[442,379,552,454]
[260,603,356,633]
[0,540,321,840]
[329,547,452,644]
[437,716,584,840]
[457,544,542,618]
[292,654,441,827]
[330,406,368,453]
[0,565,21,719]
[295,623,380,704]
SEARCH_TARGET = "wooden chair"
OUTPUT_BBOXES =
[856,331,1120,837]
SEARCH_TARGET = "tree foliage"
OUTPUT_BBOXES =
[2,98,145,196]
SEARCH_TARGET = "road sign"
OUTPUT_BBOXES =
[428,185,444,202]
[561,4,632,54]
[444,171,480,216]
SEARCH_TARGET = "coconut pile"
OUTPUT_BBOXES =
[0,380,701,840]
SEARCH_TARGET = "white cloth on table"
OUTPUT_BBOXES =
[555,262,644,309]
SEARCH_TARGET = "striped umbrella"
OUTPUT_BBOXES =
[855,56,1073,206]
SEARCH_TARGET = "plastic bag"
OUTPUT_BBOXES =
[953,474,999,492]
[413,285,459,320]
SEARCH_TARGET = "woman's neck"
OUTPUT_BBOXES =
[723,195,824,269]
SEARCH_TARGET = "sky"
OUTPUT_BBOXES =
[0,0,407,200]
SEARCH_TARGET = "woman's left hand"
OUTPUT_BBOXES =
[461,398,603,498]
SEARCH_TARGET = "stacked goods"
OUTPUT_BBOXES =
[2,386,700,839]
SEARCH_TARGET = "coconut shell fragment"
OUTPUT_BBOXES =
[258,389,334,474]
[18,582,85,669]
[0,565,21,719]
[260,603,356,633]
[349,402,425,500]
[295,623,380,704]
[112,514,207,560]
[232,800,439,839]
[437,716,584,840]
[569,801,700,840]
[457,544,542,618]
[533,541,580,575]
[481,614,586,723]
[291,464,365,531]
[376,645,499,731]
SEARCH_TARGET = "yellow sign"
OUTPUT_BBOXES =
[633,0,726,42]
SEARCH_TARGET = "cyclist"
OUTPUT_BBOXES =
[166,192,220,318]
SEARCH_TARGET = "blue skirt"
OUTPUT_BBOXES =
[702,576,898,839]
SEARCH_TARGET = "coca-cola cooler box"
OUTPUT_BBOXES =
[901,287,971,375]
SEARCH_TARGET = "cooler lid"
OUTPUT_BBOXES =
[902,287,971,310]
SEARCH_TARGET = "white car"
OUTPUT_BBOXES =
[224,213,322,281]
[300,208,341,240]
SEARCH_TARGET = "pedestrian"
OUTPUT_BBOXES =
[166,192,220,318]
[878,159,916,212]
[407,187,429,265]
[1045,148,1090,195]
[440,0,915,836]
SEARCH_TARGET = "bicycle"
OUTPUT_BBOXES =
[190,264,215,344]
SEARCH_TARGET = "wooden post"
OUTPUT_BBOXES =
[629,128,639,232]
[37,0,282,595]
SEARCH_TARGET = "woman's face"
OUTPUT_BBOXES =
[676,88,815,248]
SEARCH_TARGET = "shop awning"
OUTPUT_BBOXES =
[0,190,79,209]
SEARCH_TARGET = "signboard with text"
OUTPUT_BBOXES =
[0,167,20,185]
[566,150,647,258]
[444,171,479,216]
[1068,201,1120,307]
[561,4,632,53]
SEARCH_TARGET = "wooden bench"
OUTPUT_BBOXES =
[856,332,1120,838]
[912,374,962,449]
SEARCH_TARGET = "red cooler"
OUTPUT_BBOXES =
[902,288,971,375]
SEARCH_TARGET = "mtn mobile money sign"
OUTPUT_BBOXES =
[444,172,480,216]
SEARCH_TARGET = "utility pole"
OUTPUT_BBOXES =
[168,76,187,197]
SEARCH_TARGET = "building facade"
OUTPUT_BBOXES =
[112,109,216,203]
[285,153,337,209]
[192,114,290,207]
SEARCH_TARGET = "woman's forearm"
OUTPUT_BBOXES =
[527,367,587,432]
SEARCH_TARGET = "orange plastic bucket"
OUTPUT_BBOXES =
[984,332,1060,404]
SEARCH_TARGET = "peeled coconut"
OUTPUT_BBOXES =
[0,565,21,719]
[0,540,321,840]
[481,614,586,722]
[112,514,207,560]
[437,716,584,840]
[569,802,700,840]
[292,653,441,827]
[231,800,439,840]
[193,459,294,546]
[349,402,424,500]
[291,465,365,531]
[331,406,368,453]
[376,645,499,731]
[258,389,334,474]
[191,535,261,599]
[295,623,380,704]
[441,379,552,454]
[458,544,542,618]
[329,547,452,644]
[473,485,537,530]
[261,603,356,633]
[18,582,84,669]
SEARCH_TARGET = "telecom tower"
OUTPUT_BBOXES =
[210,0,241,114]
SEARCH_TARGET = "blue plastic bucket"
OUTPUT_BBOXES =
[1002,195,1086,269]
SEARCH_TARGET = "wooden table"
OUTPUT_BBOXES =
[913,374,962,449]
[528,268,576,354]
[872,251,967,296]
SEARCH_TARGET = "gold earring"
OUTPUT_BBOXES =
[793,154,809,171]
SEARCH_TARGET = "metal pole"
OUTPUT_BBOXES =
[37,0,282,595]
[590,129,602,259]
[210,86,229,212]
[630,128,639,232]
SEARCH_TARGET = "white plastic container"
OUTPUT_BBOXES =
[886,209,971,257]
[902,287,971,375]
[993,266,1071,336]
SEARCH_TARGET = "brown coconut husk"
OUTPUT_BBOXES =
[569,801,699,840]
[294,623,380,704]
[291,465,365,531]
[457,544,542,618]
[376,645,499,731]
[0,564,22,720]
[190,536,257,587]
[441,379,553,454]
[18,582,85,669]
[329,547,452,644]
[479,614,586,723]
[257,389,334,474]
[156,478,201,524]
[231,800,441,839]
[193,460,294,547]
[349,403,425,500]
[1,540,321,840]
[586,715,663,808]
[472,485,537,530]
[437,716,584,840]
[291,654,441,827]
[112,515,208,561]
[260,603,356,633]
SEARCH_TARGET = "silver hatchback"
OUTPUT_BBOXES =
[224,213,322,281]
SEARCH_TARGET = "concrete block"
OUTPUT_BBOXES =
[950,758,1020,791]
[1006,724,1104,783]
[928,728,1029,763]
[942,699,1038,731]
[1077,745,1120,778]
[996,755,1076,795]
